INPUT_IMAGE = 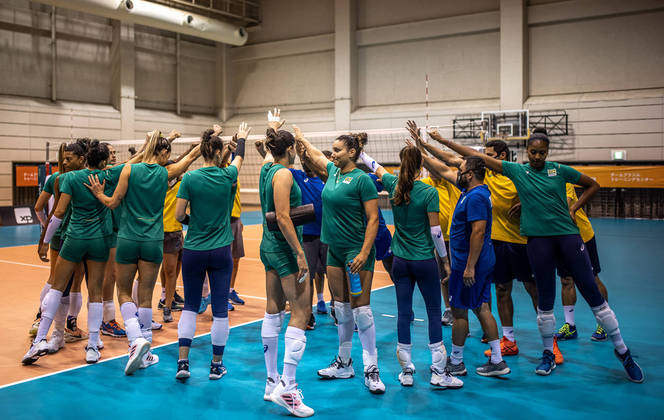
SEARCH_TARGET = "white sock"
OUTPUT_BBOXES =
[102,300,115,323]
[335,302,354,363]
[132,280,139,303]
[353,306,377,363]
[138,307,152,343]
[283,326,306,385]
[451,344,464,365]
[211,316,229,356]
[502,326,515,341]
[35,289,63,342]
[87,302,103,348]
[488,339,503,364]
[563,305,575,326]
[161,287,166,300]
[261,312,283,381]
[54,295,69,332]
[317,293,324,303]
[68,292,82,319]
[202,276,210,298]
[39,283,52,312]
[120,302,141,343]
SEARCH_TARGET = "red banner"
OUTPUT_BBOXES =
[15,166,40,187]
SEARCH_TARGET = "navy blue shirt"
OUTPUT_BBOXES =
[290,169,324,236]
[368,173,389,234]
[449,184,495,272]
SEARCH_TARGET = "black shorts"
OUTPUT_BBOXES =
[557,236,601,277]
[231,217,245,259]
[303,235,328,277]
[492,240,534,284]
[164,231,183,254]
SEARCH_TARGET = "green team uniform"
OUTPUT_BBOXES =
[43,171,58,195]
[177,165,238,251]
[58,169,113,262]
[501,161,582,236]
[103,164,125,249]
[49,172,72,252]
[321,161,377,271]
[382,173,439,260]
[116,163,168,264]
[259,162,303,278]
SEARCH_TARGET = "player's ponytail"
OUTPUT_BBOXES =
[393,145,422,206]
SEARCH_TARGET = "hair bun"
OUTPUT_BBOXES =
[532,127,548,136]
[202,128,214,143]
[353,132,368,147]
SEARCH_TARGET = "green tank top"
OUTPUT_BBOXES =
[118,163,168,241]
[259,162,302,253]
[59,168,112,239]
[104,164,125,233]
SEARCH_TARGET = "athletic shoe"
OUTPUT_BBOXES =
[158,299,183,311]
[484,336,519,357]
[97,336,104,350]
[140,351,159,369]
[198,295,211,314]
[270,380,315,418]
[446,357,467,376]
[151,320,162,331]
[47,330,65,354]
[21,339,49,365]
[535,349,556,375]
[398,367,414,386]
[228,301,235,312]
[554,322,578,341]
[264,376,280,401]
[430,366,464,389]
[85,345,101,364]
[317,356,355,379]
[64,317,88,343]
[476,360,510,377]
[163,307,173,323]
[209,360,227,380]
[306,313,316,330]
[101,320,126,337]
[174,291,185,304]
[441,309,453,326]
[316,300,328,314]
[615,348,644,383]
[176,359,190,380]
[228,290,245,305]
[29,317,40,337]
[591,324,608,342]
[553,337,564,365]
[363,365,385,394]
[125,337,150,375]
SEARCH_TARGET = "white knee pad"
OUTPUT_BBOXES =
[261,312,283,338]
[396,342,413,370]
[211,316,229,347]
[334,301,353,324]
[428,341,448,369]
[592,303,619,336]
[177,310,197,341]
[42,289,63,320]
[537,309,556,337]
[284,327,307,365]
[352,306,374,332]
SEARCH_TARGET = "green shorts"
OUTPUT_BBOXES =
[50,234,62,252]
[59,236,112,263]
[327,245,376,272]
[260,248,299,278]
[108,231,118,249]
[115,237,163,265]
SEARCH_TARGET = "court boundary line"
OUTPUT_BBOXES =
[0,259,49,270]
[0,284,395,391]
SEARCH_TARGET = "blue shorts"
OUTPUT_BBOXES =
[449,266,493,310]
[492,240,534,284]
[557,236,601,277]
[374,227,393,261]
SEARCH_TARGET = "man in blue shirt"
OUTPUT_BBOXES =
[446,156,510,378]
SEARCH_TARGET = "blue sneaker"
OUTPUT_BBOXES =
[209,360,227,380]
[591,324,607,342]
[554,322,578,341]
[228,301,235,312]
[229,290,245,305]
[101,320,126,337]
[615,349,644,383]
[316,300,328,314]
[535,350,556,375]
[198,295,211,314]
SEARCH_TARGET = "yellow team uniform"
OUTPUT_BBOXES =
[484,170,527,244]
[444,179,461,237]
[231,179,241,218]
[421,176,451,240]
[566,183,594,242]
[163,180,182,232]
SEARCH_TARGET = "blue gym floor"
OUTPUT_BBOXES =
[1,217,662,419]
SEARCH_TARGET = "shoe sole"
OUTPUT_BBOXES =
[86,357,100,364]
[125,341,150,376]
[476,367,511,377]
[64,335,87,343]
[209,371,226,380]
[175,371,191,380]
[555,335,577,341]
[448,369,467,376]
[47,345,64,355]
[271,396,314,418]
[535,363,556,376]
[317,372,354,379]
[365,384,386,394]
[100,330,125,338]
[591,336,608,342]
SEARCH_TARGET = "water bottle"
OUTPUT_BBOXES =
[347,260,362,296]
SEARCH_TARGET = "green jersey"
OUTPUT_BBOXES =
[177,165,238,251]
[321,162,378,249]
[382,173,439,260]
[53,172,72,239]
[104,164,125,233]
[259,162,302,253]
[502,160,582,237]
[59,168,112,239]
[43,171,58,195]
[118,163,168,241]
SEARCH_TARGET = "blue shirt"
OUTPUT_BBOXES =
[290,169,324,236]
[367,173,389,234]
[449,184,495,272]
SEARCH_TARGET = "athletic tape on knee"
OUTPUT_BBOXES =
[177,310,197,341]
[353,306,374,332]
[284,326,307,365]
[592,303,619,336]
[334,301,353,324]
[537,309,556,337]
[211,316,229,347]
[396,342,413,369]
[428,341,448,369]
[261,312,283,338]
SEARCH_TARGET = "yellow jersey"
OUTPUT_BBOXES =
[566,183,594,242]
[231,179,241,218]
[485,170,527,244]
[421,176,451,240]
[163,180,182,232]
[444,178,461,236]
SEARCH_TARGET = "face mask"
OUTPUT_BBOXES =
[456,170,470,190]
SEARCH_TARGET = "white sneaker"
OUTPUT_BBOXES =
[140,351,159,369]
[430,366,464,389]
[270,381,314,418]
[47,331,65,354]
[85,346,101,364]
[125,337,150,375]
[264,376,280,401]
[317,356,355,379]
[364,365,386,394]
[151,320,162,330]
[398,367,415,387]
[21,339,48,365]
[97,336,104,350]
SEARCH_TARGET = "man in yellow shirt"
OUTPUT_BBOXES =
[555,184,609,342]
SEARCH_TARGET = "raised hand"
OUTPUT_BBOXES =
[167,130,181,141]
[292,125,304,141]
[237,121,251,139]
[427,129,445,143]
[229,134,238,153]
[267,108,285,130]
[213,124,223,136]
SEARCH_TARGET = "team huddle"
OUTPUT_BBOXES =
[21,109,644,418]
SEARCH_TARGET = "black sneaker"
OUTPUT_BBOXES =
[209,360,227,380]
[174,291,185,304]
[163,307,173,323]
[307,313,316,330]
[446,356,467,376]
[176,359,190,380]
[159,299,184,312]
[476,359,510,377]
